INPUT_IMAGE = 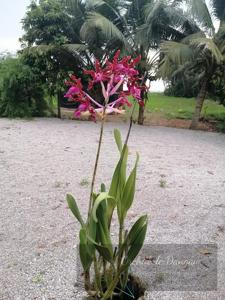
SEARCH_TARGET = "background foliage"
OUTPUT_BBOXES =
[0,56,48,118]
[0,0,225,126]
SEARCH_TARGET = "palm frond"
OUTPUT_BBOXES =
[161,41,194,65]
[126,0,149,27]
[80,12,130,50]
[64,0,85,22]
[63,43,88,53]
[185,0,215,33]
[215,23,225,41]
[85,0,107,10]
[182,31,206,44]
[190,37,224,63]
[140,0,201,48]
[23,44,56,54]
[159,41,195,79]
[211,0,225,21]
[144,0,163,24]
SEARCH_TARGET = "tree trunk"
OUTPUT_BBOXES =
[138,104,145,125]
[57,91,61,119]
[190,79,208,130]
[137,54,148,125]
[137,84,148,125]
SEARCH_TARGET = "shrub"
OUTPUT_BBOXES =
[0,57,48,118]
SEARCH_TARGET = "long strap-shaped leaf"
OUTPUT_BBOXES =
[79,228,94,271]
[124,215,148,266]
[92,192,115,223]
[108,139,128,224]
[67,194,85,227]
[119,152,140,223]
[114,128,123,153]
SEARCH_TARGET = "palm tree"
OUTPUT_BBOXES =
[78,0,201,124]
[159,0,225,129]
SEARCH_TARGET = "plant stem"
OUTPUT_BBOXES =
[88,110,106,219]
[117,224,124,271]
[93,255,103,295]
[102,265,127,300]
[84,271,91,291]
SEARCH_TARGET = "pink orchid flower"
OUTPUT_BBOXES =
[64,86,80,98]
[64,50,147,120]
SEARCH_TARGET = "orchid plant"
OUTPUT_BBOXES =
[65,50,148,299]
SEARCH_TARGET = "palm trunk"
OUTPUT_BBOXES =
[190,79,208,130]
[137,76,148,125]
[138,103,145,125]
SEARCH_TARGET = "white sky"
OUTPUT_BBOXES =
[0,0,30,53]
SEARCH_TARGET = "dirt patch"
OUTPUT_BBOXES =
[0,118,225,300]
[60,108,216,132]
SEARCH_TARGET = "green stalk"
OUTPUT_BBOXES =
[85,82,109,296]
[116,103,136,273]
[93,255,103,296]
[86,111,106,297]
[87,80,109,220]
[102,265,128,300]
[87,109,106,220]
[117,224,124,271]
[84,271,91,291]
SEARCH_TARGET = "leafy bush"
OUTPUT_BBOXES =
[164,74,198,98]
[209,64,225,107]
[216,121,225,133]
[0,57,48,118]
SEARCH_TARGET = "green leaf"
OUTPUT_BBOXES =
[87,214,97,241]
[190,38,224,64]
[63,43,88,53]
[126,221,147,265]
[125,215,148,266]
[90,193,114,261]
[92,192,115,223]
[95,244,113,262]
[127,215,148,245]
[114,128,122,153]
[87,234,113,263]
[94,196,114,258]
[185,0,215,33]
[80,12,130,49]
[120,153,139,222]
[101,183,106,192]
[108,145,128,223]
[79,228,93,271]
[96,221,113,258]
[86,215,97,257]
[67,194,84,227]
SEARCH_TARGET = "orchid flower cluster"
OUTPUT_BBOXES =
[64,50,145,120]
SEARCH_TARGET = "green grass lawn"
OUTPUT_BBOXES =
[144,93,225,121]
[61,92,225,130]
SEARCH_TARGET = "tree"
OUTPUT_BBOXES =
[209,62,225,106]
[159,0,225,129]
[20,0,73,46]
[21,0,127,115]
[78,0,200,124]
[164,71,198,98]
[20,0,89,117]
[0,57,47,118]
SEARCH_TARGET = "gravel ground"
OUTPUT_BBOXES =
[0,118,225,300]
